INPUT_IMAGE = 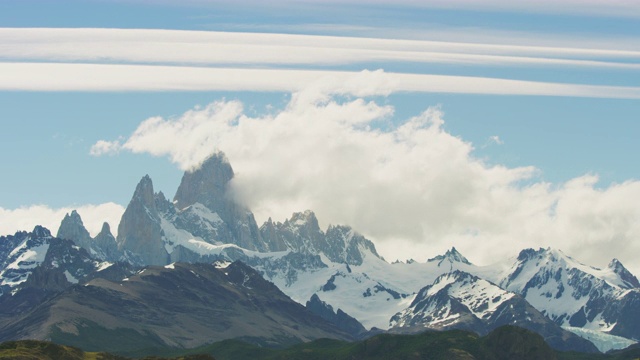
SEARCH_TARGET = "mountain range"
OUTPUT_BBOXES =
[0,152,638,354]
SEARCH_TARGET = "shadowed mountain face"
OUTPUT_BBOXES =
[305,293,367,338]
[0,261,351,353]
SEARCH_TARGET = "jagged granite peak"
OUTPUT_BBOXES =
[98,222,111,236]
[608,258,640,288]
[173,151,233,211]
[31,226,52,239]
[172,152,265,252]
[133,174,156,209]
[260,210,383,265]
[57,210,92,251]
[116,175,167,265]
[289,210,321,230]
[428,247,471,267]
[92,222,120,262]
[260,210,325,254]
[56,209,122,263]
[259,217,288,251]
[324,224,381,265]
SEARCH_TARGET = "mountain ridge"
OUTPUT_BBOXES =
[3,151,640,354]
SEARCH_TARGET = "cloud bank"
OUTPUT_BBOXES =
[91,85,640,274]
[0,203,125,238]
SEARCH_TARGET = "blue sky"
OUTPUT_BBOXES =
[1,0,639,270]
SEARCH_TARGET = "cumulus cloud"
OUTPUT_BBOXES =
[90,139,122,156]
[91,83,640,274]
[0,203,126,238]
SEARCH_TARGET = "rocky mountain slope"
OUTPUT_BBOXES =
[0,260,350,353]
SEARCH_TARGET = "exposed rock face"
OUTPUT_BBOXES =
[57,211,120,262]
[260,210,381,265]
[113,152,381,270]
[116,175,168,265]
[57,211,92,251]
[92,222,119,261]
[324,225,381,265]
[173,152,265,252]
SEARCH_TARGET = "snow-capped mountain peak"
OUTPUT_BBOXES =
[498,247,640,342]
[391,270,513,329]
[607,258,640,289]
[427,247,471,267]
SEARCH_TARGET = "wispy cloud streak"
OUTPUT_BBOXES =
[1,28,639,69]
[2,63,640,99]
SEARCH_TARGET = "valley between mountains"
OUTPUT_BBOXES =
[1,152,639,355]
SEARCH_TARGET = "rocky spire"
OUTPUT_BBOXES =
[173,152,265,252]
[94,222,120,262]
[57,210,92,249]
[173,152,234,212]
[116,175,168,265]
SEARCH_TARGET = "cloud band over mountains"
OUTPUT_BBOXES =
[89,88,640,274]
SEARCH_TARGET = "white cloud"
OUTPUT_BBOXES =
[2,63,640,99]
[91,85,640,275]
[489,135,504,146]
[2,28,639,69]
[90,139,122,156]
[0,203,125,238]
